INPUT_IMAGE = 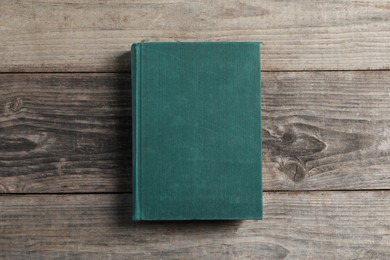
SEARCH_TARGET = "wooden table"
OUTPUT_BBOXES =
[1,1,389,259]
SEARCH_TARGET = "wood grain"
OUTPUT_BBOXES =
[0,192,389,259]
[262,71,390,190]
[1,0,390,72]
[0,73,132,193]
[1,72,390,192]
[1,1,388,258]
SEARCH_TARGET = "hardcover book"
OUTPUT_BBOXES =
[131,42,262,220]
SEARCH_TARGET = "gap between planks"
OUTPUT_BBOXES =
[2,69,390,74]
[1,189,390,196]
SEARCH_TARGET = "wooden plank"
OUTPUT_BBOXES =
[0,73,132,193]
[0,192,389,259]
[262,71,390,190]
[1,0,390,72]
[1,72,390,192]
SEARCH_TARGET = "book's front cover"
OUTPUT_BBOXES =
[132,42,262,220]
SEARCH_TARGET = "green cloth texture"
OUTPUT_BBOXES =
[131,42,262,220]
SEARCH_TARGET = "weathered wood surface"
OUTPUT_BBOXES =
[0,192,389,259]
[1,72,390,193]
[1,0,389,259]
[0,74,132,193]
[1,0,390,72]
[263,71,390,190]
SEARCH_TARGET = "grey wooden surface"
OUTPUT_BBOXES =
[0,0,389,259]
[1,192,389,259]
[0,72,390,193]
[1,0,390,72]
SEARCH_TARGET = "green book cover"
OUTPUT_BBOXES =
[131,42,262,220]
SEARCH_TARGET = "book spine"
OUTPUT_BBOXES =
[131,43,142,220]
[258,42,263,220]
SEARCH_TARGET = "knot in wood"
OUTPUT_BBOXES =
[282,132,295,144]
[7,97,23,113]
[282,160,306,183]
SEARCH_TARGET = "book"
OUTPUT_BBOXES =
[131,42,262,220]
